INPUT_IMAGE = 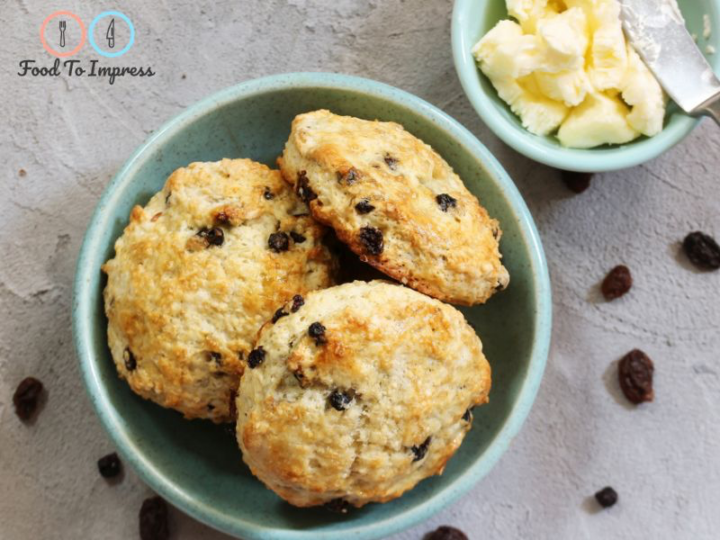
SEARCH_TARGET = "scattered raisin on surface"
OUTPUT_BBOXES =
[411,436,432,462]
[123,348,137,371]
[296,171,317,202]
[329,390,353,411]
[215,211,230,224]
[425,525,469,540]
[324,498,351,514]
[97,452,122,479]
[291,294,305,312]
[618,349,654,404]
[462,408,472,422]
[594,487,618,508]
[263,186,274,200]
[248,347,266,369]
[268,232,290,253]
[339,168,360,184]
[272,308,289,323]
[197,227,224,246]
[18,169,27,177]
[209,351,222,364]
[384,153,398,170]
[290,232,306,244]
[561,170,593,193]
[354,199,375,214]
[601,265,633,301]
[436,193,457,212]
[682,231,720,270]
[359,226,384,255]
[13,377,44,421]
[308,322,327,345]
[139,496,169,540]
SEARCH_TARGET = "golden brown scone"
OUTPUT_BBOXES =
[278,109,509,305]
[236,280,491,507]
[102,159,336,423]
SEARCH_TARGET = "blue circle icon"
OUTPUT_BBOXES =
[89,11,135,58]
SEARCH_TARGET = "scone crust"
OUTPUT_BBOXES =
[103,159,336,423]
[278,110,509,305]
[236,280,491,507]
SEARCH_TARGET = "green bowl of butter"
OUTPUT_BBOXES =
[452,0,720,171]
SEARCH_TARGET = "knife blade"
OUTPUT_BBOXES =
[106,18,115,49]
[619,0,720,115]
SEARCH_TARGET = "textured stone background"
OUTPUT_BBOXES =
[2,0,719,538]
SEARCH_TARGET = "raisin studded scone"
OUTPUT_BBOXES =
[102,159,336,423]
[236,280,491,507]
[278,110,509,305]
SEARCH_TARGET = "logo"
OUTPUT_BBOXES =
[19,10,154,85]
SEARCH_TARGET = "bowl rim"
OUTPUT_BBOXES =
[72,71,552,540]
[451,0,718,172]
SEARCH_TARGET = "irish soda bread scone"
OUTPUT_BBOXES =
[236,280,491,507]
[103,159,336,423]
[278,109,509,305]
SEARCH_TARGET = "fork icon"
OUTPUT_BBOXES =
[59,20,67,48]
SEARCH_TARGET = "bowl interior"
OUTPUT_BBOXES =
[74,75,550,540]
[453,0,720,171]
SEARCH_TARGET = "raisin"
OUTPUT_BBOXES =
[272,308,288,323]
[355,199,375,214]
[19,168,27,177]
[436,193,457,212]
[324,498,351,514]
[411,436,432,462]
[197,227,224,246]
[462,408,472,422]
[139,496,169,540]
[123,348,137,371]
[601,265,632,300]
[296,171,317,202]
[683,231,720,270]
[268,232,290,253]
[384,153,398,170]
[290,232,306,244]
[561,170,593,193]
[618,349,654,404]
[594,487,618,508]
[263,187,274,200]
[209,351,222,364]
[339,168,360,184]
[291,294,304,312]
[359,226,383,255]
[97,452,122,479]
[425,525,469,540]
[329,390,353,411]
[215,211,230,224]
[308,322,327,345]
[248,347,266,369]
[13,377,44,421]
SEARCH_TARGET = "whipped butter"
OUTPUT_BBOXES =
[473,0,668,148]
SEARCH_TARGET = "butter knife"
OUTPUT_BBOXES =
[107,18,115,49]
[619,0,720,124]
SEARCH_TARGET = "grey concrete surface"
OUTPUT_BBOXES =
[2,0,719,538]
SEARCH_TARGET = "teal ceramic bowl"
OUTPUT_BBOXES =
[452,0,720,172]
[72,73,551,540]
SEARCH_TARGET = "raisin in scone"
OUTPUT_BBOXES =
[102,159,336,423]
[236,280,491,507]
[278,110,509,305]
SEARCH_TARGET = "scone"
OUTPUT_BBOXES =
[236,280,491,507]
[102,159,336,423]
[278,109,509,305]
